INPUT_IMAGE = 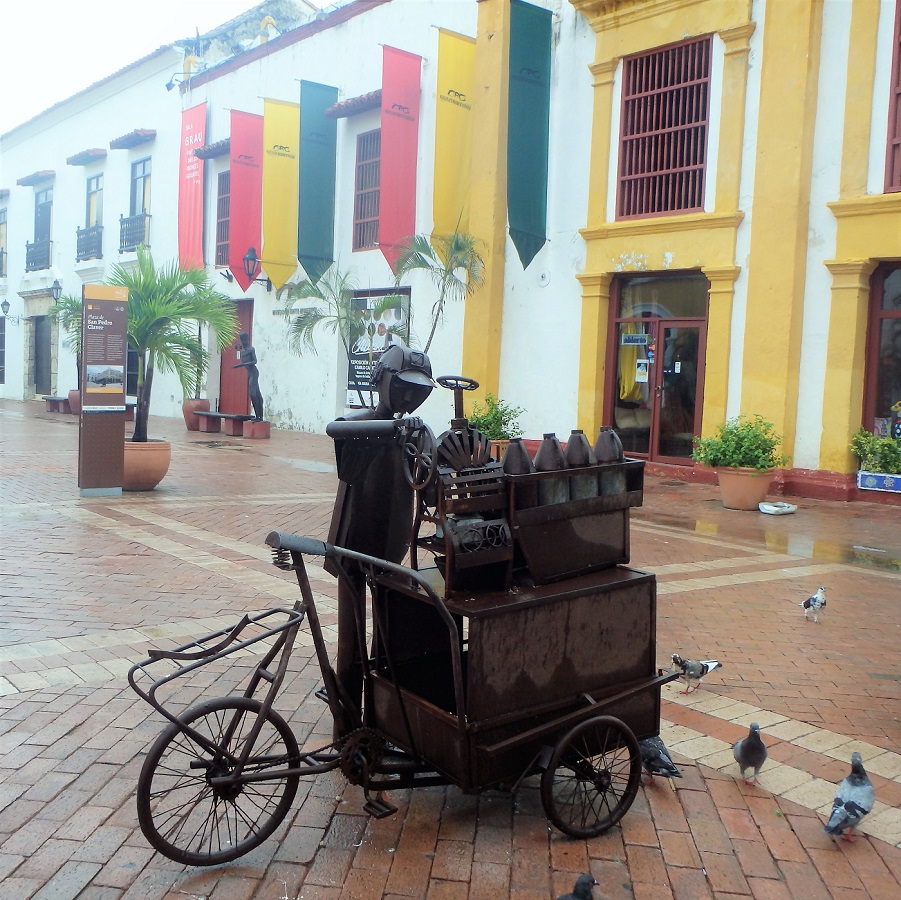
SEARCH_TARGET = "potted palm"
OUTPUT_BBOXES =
[692,414,789,510]
[851,427,901,494]
[281,264,409,408]
[106,246,238,490]
[47,293,85,414]
[391,231,485,353]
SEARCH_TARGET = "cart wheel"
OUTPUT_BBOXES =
[137,697,300,866]
[541,715,641,839]
[402,424,438,491]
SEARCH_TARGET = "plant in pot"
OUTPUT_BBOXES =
[691,414,789,510]
[106,245,238,490]
[850,426,901,493]
[391,231,485,353]
[47,293,85,414]
[467,393,526,459]
[281,264,410,408]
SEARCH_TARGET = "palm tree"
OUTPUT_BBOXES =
[282,264,409,408]
[106,245,239,442]
[391,232,485,353]
[47,293,85,390]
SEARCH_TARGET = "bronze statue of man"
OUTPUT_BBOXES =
[233,331,264,421]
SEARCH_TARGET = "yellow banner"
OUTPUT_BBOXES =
[262,99,300,290]
[433,29,475,238]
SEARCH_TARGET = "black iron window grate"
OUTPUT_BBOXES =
[215,171,230,267]
[76,225,103,261]
[353,129,380,250]
[119,214,151,252]
[618,36,711,219]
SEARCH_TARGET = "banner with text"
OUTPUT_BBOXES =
[177,103,207,269]
[379,46,421,271]
[433,30,475,238]
[262,99,300,291]
[229,111,264,291]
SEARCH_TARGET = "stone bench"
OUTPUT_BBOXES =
[43,396,72,413]
[194,411,256,436]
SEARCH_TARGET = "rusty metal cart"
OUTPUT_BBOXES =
[128,398,676,866]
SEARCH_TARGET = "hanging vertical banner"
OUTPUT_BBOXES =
[229,111,264,291]
[262,99,300,291]
[433,30,475,238]
[508,0,551,269]
[298,81,338,284]
[380,46,421,271]
[177,102,207,269]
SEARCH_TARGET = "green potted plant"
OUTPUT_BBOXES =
[692,414,789,510]
[467,393,526,458]
[47,293,85,414]
[106,245,238,489]
[391,231,485,353]
[851,427,901,494]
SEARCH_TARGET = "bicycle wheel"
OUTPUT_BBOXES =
[137,697,300,865]
[540,715,641,839]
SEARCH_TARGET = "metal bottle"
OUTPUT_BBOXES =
[533,433,568,506]
[502,437,538,508]
[595,426,626,495]
[564,429,598,499]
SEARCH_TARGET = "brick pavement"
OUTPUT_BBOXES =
[1,398,900,899]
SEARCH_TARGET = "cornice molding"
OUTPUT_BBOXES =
[581,211,743,241]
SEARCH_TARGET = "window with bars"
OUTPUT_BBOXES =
[215,171,230,266]
[617,36,711,219]
[886,0,901,191]
[353,129,380,251]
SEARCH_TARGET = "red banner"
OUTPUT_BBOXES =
[379,47,421,270]
[229,111,264,291]
[177,103,207,269]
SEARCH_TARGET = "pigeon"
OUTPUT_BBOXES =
[824,752,875,843]
[733,722,767,785]
[671,654,723,694]
[801,586,827,623]
[556,873,598,900]
[639,735,682,783]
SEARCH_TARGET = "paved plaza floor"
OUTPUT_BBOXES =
[1,398,900,899]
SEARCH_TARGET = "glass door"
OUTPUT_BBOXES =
[655,323,703,461]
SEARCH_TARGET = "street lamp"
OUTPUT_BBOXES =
[50,279,62,301]
[1,299,21,324]
[242,247,272,292]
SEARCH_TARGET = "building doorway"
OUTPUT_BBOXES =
[608,273,708,463]
[33,315,52,397]
[865,266,901,438]
[218,298,253,414]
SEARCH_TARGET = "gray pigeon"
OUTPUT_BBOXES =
[733,722,767,785]
[801,586,826,623]
[671,654,723,694]
[556,874,598,900]
[639,735,682,782]
[824,752,875,842]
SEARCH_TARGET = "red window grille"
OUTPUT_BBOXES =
[617,36,711,219]
[353,129,380,250]
[215,171,230,267]
[886,0,901,191]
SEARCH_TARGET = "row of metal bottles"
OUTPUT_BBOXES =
[501,428,627,504]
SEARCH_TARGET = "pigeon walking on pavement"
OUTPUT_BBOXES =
[556,873,598,900]
[671,654,723,694]
[733,722,767,785]
[825,752,875,843]
[639,735,682,783]
[800,586,827,623]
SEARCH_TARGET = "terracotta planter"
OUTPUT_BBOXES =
[123,440,172,491]
[714,467,775,510]
[67,389,82,415]
[182,398,211,431]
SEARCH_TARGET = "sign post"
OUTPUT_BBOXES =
[78,284,129,497]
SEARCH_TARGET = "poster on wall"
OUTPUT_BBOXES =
[81,285,129,412]
[346,289,411,408]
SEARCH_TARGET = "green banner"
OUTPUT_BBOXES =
[298,81,339,283]
[508,0,551,269]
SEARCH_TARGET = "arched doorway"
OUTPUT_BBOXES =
[607,272,708,464]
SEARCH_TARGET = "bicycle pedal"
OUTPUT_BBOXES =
[362,795,397,818]
[314,685,329,703]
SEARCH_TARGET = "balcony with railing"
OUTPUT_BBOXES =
[25,239,52,271]
[119,213,151,252]
[76,225,103,261]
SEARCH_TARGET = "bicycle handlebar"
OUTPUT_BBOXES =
[265,532,335,558]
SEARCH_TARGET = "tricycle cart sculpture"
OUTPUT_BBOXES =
[129,366,676,866]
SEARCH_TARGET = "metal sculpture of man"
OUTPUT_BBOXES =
[233,332,264,421]
[324,345,435,735]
